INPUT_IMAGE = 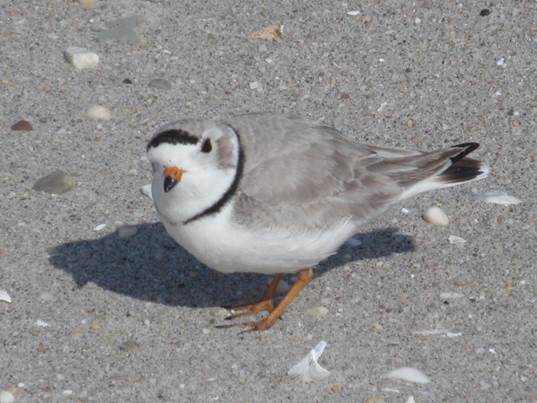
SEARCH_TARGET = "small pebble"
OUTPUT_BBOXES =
[11,119,33,131]
[148,78,171,90]
[117,225,137,238]
[202,328,211,335]
[86,105,112,120]
[401,207,410,214]
[407,397,416,403]
[0,390,14,403]
[62,390,73,396]
[64,46,99,69]
[448,235,466,245]
[405,119,414,129]
[122,78,133,84]
[423,206,449,226]
[347,10,360,16]
[479,9,491,16]
[93,223,106,231]
[306,306,329,318]
[249,81,261,90]
[33,170,75,194]
[496,57,505,66]
[35,319,49,327]
[0,290,12,304]
[119,340,142,352]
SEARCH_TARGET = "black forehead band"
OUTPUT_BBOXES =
[147,129,199,150]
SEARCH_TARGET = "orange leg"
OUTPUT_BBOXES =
[218,268,314,332]
[224,273,283,320]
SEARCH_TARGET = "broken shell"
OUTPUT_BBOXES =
[385,367,430,384]
[0,290,12,303]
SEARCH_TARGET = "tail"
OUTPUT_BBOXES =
[369,142,489,200]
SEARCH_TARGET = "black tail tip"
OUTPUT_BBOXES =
[451,142,480,163]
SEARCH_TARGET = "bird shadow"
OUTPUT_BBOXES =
[48,223,414,308]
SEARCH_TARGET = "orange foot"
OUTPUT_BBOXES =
[217,268,314,332]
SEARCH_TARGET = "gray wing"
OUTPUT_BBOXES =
[227,114,407,231]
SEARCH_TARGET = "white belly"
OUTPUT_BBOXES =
[160,204,356,274]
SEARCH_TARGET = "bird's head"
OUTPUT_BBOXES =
[146,120,242,224]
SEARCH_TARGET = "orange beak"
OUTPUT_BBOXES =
[163,166,187,192]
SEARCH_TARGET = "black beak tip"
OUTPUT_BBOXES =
[164,176,177,193]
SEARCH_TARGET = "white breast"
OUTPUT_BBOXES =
[161,203,356,274]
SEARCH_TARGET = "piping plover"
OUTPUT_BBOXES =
[147,113,488,331]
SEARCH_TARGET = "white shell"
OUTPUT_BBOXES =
[423,206,449,226]
[86,105,112,121]
[0,290,12,304]
[93,223,106,231]
[385,367,430,384]
[288,341,330,382]
[140,184,153,200]
[474,191,521,205]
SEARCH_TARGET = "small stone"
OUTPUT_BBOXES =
[405,119,414,128]
[496,57,505,66]
[249,81,261,90]
[89,319,101,333]
[306,306,329,318]
[202,328,211,335]
[62,390,73,396]
[448,235,466,245]
[401,207,410,214]
[122,78,133,84]
[11,119,33,131]
[64,47,99,69]
[119,340,142,352]
[148,78,171,90]
[33,170,75,194]
[35,319,49,327]
[79,0,95,9]
[347,10,360,16]
[423,206,449,226]
[38,342,48,353]
[117,225,137,238]
[86,105,112,120]
[479,9,491,16]
[0,390,14,403]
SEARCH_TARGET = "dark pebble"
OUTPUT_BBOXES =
[479,9,491,16]
[122,78,133,84]
[11,120,33,131]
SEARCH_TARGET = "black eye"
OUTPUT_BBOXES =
[201,138,212,153]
